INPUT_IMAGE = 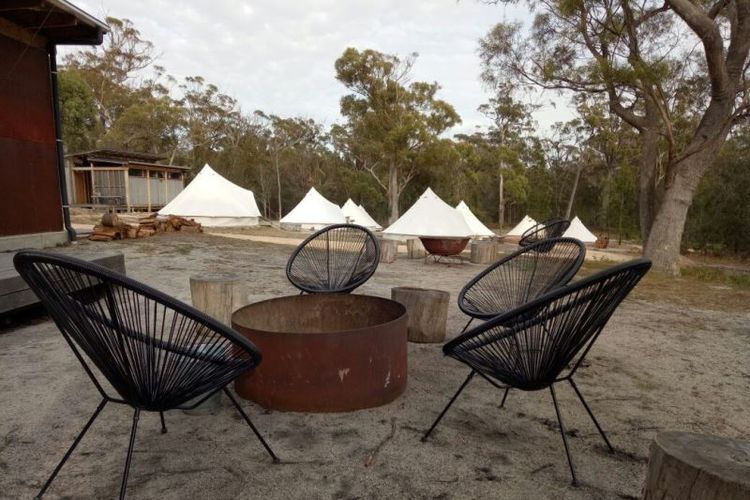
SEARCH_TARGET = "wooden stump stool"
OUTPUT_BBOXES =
[470,240,499,265]
[391,286,449,343]
[642,432,750,500]
[379,238,398,263]
[185,273,242,414]
[407,238,426,259]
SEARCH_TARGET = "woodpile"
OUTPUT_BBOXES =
[88,212,202,242]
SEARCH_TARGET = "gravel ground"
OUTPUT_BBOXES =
[0,232,748,499]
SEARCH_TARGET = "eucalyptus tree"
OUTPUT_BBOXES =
[479,88,536,227]
[63,17,157,131]
[58,69,100,152]
[178,76,239,168]
[255,112,323,218]
[333,48,461,223]
[479,0,750,273]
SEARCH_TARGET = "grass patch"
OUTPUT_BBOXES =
[577,258,750,312]
[681,265,750,290]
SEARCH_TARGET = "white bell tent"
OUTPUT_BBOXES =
[563,216,598,243]
[505,215,538,236]
[341,199,382,230]
[455,201,495,238]
[280,187,346,230]
[383,187,472,239]
[359,204,382,230]
[158,164,261,227]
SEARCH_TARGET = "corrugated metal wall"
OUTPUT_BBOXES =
[129,176,182,207]
[0,34,63,237]
[92,170,126,205]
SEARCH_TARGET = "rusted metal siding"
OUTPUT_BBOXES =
[0,33,62,237]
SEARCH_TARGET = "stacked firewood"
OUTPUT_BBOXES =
[89,212,202,242]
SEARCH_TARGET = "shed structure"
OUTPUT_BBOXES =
[66,149,188,212]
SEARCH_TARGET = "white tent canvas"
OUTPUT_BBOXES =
[505,215,538,236]
[383,187,472,238]
[358,204,382,230]
[341,199,382,230]
[280,187,346,230]
[563,216,598,243]
[456,201,495,238]
[158,164,261,227]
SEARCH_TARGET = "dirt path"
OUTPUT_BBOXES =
[1,232,747,499]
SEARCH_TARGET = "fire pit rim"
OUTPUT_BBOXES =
[232,293,407,336]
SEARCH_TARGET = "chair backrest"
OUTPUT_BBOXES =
[519,217,571,247]
[286,223,380,294]
[447,258,651,390]
[13,250,260,410]
[458,238,586,320]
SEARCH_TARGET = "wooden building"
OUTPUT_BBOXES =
[67,149,188,211]
[0,1,107,252]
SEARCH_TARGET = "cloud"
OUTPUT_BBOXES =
[64,0,574,135]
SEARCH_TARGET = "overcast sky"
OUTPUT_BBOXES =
[65,0,574,136]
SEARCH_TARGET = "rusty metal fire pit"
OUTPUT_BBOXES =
[420,237,470,256]
[232,294,408,412]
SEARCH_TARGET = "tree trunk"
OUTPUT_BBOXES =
[639,128,660,243]
[565,163,583,220]
[379,237,398,263]
[498,169,504,228]
[388,162,399,224]
[470,240,498,264]
[642,432,750,499]
[274,154,282,219]
[391,287,450,343]
[644,151,712,275]
[406,238,426,259]
[600,164,613,231]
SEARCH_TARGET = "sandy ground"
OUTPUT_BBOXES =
[1,232,748,499]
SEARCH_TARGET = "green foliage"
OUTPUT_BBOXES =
[55,15,749,257]
[334,47,461,222]
[680,266,750,290]
[101,96,183,155]
[685,131,750,256]
[59,69,100,152]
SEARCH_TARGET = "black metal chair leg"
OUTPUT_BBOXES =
[550,385,578,486]
[422,370,476,442]
[159,411,167,434]
[35,399,107,500]
[223,388,280,463]
[499,387,510,408]
[119,408,140,500]
[460,317,474,333]
[568,378,613,452]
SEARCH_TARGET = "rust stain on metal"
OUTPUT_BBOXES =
[232,294,408,412]
[0,35,62,237]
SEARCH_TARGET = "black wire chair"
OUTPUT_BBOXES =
[518,217,571,247]
[286,223,380,294]
[422,258,652,486]
[13,251,278,500]
[457,237,586,333]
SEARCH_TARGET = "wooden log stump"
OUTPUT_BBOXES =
[190,273,242,325]
[407,238,426,259]
[642,432,750,500]
[186,273,243,415]
[391,286,449,343]
[379,238,398,263]
[470,240,498,265]
[101,211,119,227]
